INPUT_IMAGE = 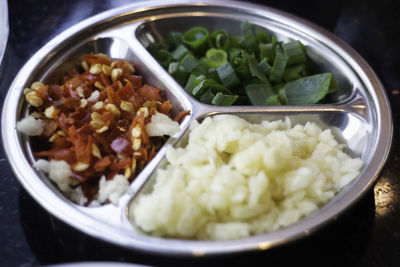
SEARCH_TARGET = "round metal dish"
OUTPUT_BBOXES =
[1,0,392,256]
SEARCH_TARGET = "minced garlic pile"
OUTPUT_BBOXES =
[130,115,362,240]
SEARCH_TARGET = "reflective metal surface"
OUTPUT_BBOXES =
[1,0,392,256]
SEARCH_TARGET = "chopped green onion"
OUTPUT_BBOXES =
[283,64,305,81]
[328,76,338,93]
[245,83,275,105]
[149,21,339,107]
[229,47,241,62]
[199,84,234,105]
[212,92,238,106]
[206,48,228,68]
[257,30,270,43]
[192,78,215,96]
[284,73,334,104]
[241,20,258,53]
[217,62,240,88]
[199,89,215,104]
[193,74,206,84]
[266,95,281,105]
[258,58,272,75]
[168,62,188,86]
[172,44,189,61]
[246,53,269,83]
[192,58,209,75]
[180,54,199,72]
[269,45,288,83]
[155,49,173,69]
[184,73,198,94]
[282,41,306,66]
[259,43,275,63]
[206,68,219,81]
[231,49,251,78]
[210,83,232,95]
[209,30,231,51]
[168,62,178,74]
[230,36,244,48]
[182,27,209,52]
[278,87,287,104]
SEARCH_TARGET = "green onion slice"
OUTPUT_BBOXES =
[199,83,234,105]
[241,20,258,53]
[172,44,189,61]
[168,62,188,86]
[246,53,269,83]
[180,54,199,72]
[209,29,231,51]
[245,83,275,105]
[210,83,232,95]
[192,78,215,96]
[328,76,338,93]
[282,41,306,66]
[206,68,219,81]
[206,48,228,68]
[199,89,215,104]
[258,58,272,75]
[278,87,287,105]
[182,27,209,52]
[155,49,173,69]
[217,62,240,89]
[168,62,179,74]
[259,43,275,63]
[269,45,288,83]
[192,58,209,76]
[231,49,251,78]
[283,64,305,82]
[285,73,335,104]
[266,95,281,105]
[184,73,198,94]
[212,92,239,106]
[257,30,270,43]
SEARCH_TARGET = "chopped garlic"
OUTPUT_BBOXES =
[16,115,43,136]
[145,112,180,137]
[97,174,130,205]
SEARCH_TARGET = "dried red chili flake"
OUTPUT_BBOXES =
[158,100,172,115]
[41,120,58,138]
[174,110,191,122]
[139,84,164,102]
[84,54,112,66]
[94,155,114,172]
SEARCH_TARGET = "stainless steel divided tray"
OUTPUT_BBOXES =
[1,0,392,256]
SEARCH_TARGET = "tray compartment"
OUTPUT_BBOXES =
[125,110,369,239]
[17,36,192,209]
[136,15,355,104]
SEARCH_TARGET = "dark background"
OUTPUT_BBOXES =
[1,0,399,266]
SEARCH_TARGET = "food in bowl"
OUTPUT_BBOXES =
[17,54,186,206]
[129,115,363,240]
[148,21,338,106]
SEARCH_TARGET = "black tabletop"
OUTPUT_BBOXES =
[1,0,399,266]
